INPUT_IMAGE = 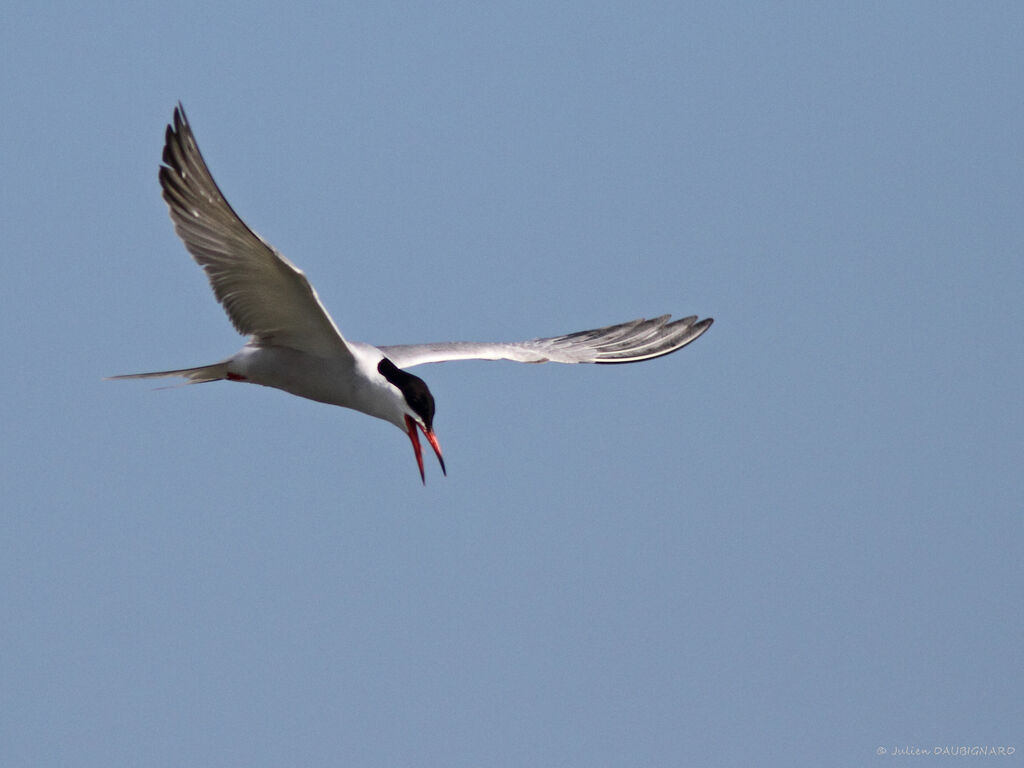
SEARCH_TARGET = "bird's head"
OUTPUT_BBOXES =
[377,357,446,483]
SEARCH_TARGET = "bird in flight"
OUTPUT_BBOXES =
[112,105,713,482]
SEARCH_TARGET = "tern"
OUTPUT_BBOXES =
[112,105,713,482]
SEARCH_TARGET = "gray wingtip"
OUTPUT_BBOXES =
[591,313,713,364]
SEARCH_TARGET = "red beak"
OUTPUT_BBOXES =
[404,415,446,484]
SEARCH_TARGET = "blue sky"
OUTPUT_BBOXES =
[2,2,1021,766]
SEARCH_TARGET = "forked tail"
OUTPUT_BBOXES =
[106,360,229,384]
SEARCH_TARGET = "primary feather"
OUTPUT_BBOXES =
[379,315,713,368]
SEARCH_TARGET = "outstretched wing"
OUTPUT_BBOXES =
[379,314,712,368]
[160,104,352,359]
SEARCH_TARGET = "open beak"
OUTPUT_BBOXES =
[404,415,446,484]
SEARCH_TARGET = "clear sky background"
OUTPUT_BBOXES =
[2,2,1021,766]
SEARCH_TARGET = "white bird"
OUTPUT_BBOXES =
[112,105,713,482]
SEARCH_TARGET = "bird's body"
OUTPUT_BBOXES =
[112,105,713,481]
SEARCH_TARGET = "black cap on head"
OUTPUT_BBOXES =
[377,357,436,428]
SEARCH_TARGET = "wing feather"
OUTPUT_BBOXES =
[159,105,352,359]
[379,315,712,368]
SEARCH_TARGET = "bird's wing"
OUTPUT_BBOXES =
[379,315,712,368]
[159,105,353,360]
